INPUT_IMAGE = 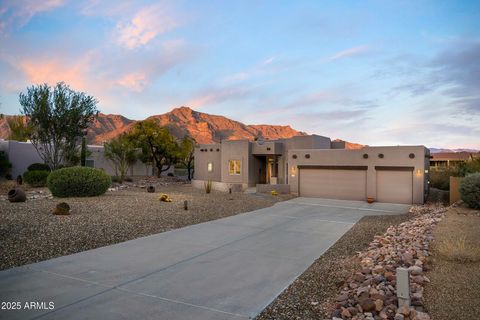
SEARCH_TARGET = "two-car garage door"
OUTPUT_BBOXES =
[298,166,413,204]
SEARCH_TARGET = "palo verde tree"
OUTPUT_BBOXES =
[129,120,178,177]
[19,82,98,170]
[178,135,196,180]
[104,134,138,183]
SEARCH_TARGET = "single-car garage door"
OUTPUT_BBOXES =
[376,167,413,204]
[299,166,367,201]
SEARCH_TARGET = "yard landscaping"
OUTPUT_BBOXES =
[0,178,293,271]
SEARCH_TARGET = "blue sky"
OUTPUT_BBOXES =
[0,0,479,148]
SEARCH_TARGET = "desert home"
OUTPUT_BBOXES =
[193,135,429,204]
[430,151,480,168]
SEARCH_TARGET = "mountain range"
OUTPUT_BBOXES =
[0,106,362,148]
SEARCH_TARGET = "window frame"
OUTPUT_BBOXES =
[207,162,214,172]
[228,160,241,175]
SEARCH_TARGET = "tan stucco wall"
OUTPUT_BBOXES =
[221,140,251,184]
[288,146,428,204]
[193,144,222,182]
[87,145,156,176]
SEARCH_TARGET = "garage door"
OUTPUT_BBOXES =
[376,168,413,204]
[299,167,367,201]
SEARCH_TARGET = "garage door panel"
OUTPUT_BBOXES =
[299,169,366,201]
[376,171,412,204]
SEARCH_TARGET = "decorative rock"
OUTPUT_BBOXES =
[359,298,376,312]
[347,306,358,316]
[394,314,405,320]
[409,266,423,275]
[7,188,26,203]
[53,202,70,215]
[374,299,383,312]
[398,305,411,316]
[336,294,349,302]
[341,308,352,318]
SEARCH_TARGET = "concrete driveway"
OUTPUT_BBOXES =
[0,198,410,320]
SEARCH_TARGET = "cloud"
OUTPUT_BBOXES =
[116,72,148,92]
[187,86,255,109]
[16,54,92,90]
[0,0,65,35]
[389,41,480,114]
[115,4,179,49]
[328,45,370,61]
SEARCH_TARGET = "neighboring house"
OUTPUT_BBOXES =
[193,135,429,204]
[0,139,169,178]
[429,152,479,168]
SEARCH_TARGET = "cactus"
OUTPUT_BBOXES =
[204,180,212,194]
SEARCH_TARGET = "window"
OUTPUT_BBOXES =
[207,162,213,172]
[85,159,95,168]
[229,160,241,175]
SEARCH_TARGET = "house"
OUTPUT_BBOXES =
[0,139,167,178]
[193,135,429,204]
[429,152,479,168]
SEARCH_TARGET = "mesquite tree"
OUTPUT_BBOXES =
[129,120,178,177]
[19,82,98,170]
[178,136,195,180]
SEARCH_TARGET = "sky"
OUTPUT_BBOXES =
[0,0,479,149]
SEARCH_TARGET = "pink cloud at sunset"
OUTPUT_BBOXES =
[115,4,180,49]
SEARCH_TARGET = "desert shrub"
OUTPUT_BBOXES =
[27,163,51,172]
[459,173,480,209]
[436,235,480,263]
[23,170,50,187]
[429,167,460,190]
[47,166,111,197]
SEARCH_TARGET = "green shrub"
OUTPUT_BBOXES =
[47,166,111,197]
[27,163,51,172]
[23,170,50,187]
[460,173,480,209]
[429,167,460,190]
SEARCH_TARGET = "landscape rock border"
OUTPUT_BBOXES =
[330,205,446,320]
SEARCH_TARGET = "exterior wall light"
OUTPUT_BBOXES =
[291,166,296,177]
[416,169,422,176]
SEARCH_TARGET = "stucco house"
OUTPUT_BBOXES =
[430,152,480,168]
[0,139,166,178]
[193,135,429,204]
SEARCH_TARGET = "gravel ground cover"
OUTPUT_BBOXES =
[0,183,293,271]
[256,214,410,320]
[424,205,480,320]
